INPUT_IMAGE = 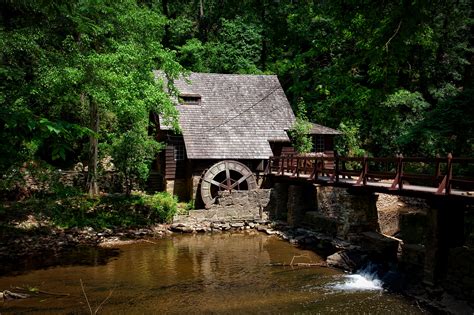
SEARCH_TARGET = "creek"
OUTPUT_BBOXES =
[0,232,425,314]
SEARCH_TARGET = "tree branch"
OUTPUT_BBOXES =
[384,20,402,52]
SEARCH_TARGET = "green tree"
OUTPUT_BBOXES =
[111,130,163,195]
[1,0,182,194]
[289,100,313,154]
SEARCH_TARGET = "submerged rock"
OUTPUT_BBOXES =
[326,250,368,272]
[170,223,195,233]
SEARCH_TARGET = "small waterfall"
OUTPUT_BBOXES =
[329,263,383,291]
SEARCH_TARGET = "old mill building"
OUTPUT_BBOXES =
[151,72,340,208]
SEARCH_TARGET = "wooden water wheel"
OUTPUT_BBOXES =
[200,160,258,207]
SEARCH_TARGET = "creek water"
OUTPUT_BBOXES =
[0,232,425,314]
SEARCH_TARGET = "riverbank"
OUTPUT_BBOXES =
[2,218,473,314]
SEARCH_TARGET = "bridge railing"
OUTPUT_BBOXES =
[266,154,474,195]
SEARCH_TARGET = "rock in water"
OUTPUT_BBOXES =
[326,250,368,272]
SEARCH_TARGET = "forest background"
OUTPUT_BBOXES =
[1,0,473,195]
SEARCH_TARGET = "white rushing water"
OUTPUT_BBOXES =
[330,274,383,291]
[329,265,384,291]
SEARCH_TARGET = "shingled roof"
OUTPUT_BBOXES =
[154,72,295,160]
[309,123,342,135]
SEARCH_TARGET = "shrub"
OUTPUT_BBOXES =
[140,192,178,223]
[289,99,313,154]
[4,191,179,230]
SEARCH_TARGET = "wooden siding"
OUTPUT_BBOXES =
[281,146,296,155]
[164,144,187,179]
[164,145,177,179]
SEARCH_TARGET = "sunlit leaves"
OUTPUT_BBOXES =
[1,0,183,184]
[289,100,313,154]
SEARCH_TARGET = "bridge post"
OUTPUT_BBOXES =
[436,153,453,195]
[446,153,453,195]
[354,155,368,186]
[398,154,404,190]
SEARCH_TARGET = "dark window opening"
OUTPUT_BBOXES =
[174,144,186,161]
[314,136,325,152]
[179,94,201,105]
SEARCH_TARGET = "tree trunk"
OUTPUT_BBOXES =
[87,97,99,196]
[162,0,170,48]
[198,0,207,42]
[260,0,267,71]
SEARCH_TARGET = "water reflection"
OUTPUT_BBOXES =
[0,246,120,277]
[0,232,425,314]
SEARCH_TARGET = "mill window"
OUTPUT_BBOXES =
[179,94,201,106]
[174,144,186,161]
[314,136,325,152]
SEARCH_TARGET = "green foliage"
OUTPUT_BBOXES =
[3,192,178,229]
[177,17,263,74]
[111,130,163,194]
[1,0,473,198]
[178,39,210,73]
[289,100,313,154]
[335,122,366,157]
[208,18,263,74]
[139,192,178,223]
[375,90,430,155]
[0,0,182,185]
[176,200,195,216]
[184,200,195,211]
[406,88,474,156]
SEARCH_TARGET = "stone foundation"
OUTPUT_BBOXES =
[287,185,315,227]
[164,179,189,201]
[266,184,380,240]
[445,246,474,301]
[316,186,379,238]
[173,189,271,225]
[269,183,289,220]
[377,194,429,237]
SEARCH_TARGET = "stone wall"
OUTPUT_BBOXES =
[445,246,474,301]
[17,170,124,195]
[377,194,429,236]
[268,183,289,221]
[191,175,202,202]
[287,185,315,227]
[164,179,189,201]
[173,189,272,225]
[316,186,379,238]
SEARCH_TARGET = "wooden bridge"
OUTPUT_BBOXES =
[265,154,474,203]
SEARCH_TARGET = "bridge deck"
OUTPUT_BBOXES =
[278,172,469,196]
[267,155,474,203]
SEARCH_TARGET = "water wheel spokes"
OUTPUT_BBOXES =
[229,172,252,190]
[200,160,257,208]
[202,177,228,190]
